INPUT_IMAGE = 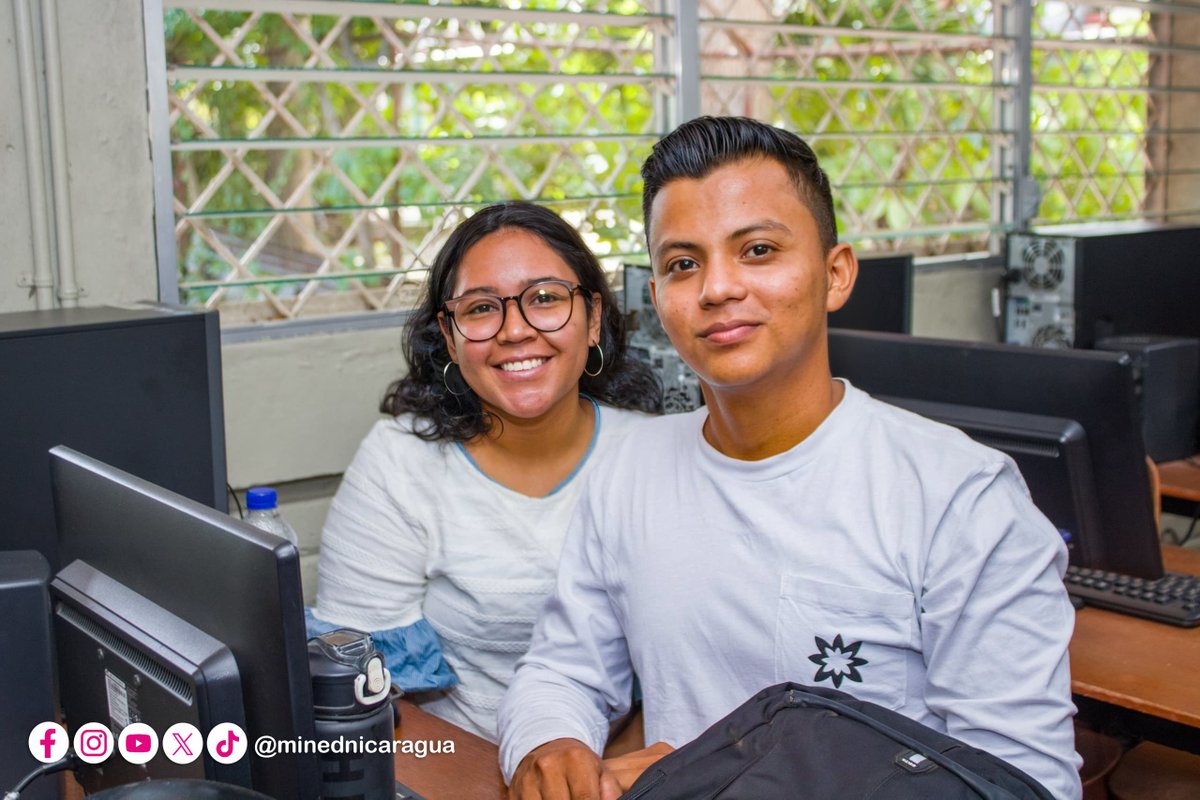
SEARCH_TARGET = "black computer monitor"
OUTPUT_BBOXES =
[51,559,249,789]
[50,446,319,798]
[877,397,1103,566]
[0,305,227,571]
[829,330,1162,578]
[828,253,913,334]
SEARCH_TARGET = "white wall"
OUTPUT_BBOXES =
[222,328,404,597]
[0,0,157,313]
[0,1,37,301]
[1169,6,1200,222]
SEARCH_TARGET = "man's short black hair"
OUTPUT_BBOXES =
[640,116,837,253]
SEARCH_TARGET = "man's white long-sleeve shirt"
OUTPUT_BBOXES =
[498,382,1082,799]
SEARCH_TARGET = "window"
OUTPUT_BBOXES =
[698,0,1011,256]
[1031,1,1200,226]
[164,1,673,324]
[160,0,1192,326]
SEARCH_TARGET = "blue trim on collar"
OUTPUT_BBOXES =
[454,395,602,498]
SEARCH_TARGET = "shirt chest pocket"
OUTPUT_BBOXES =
[774,574,915,710]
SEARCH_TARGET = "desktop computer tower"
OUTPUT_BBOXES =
[1096,335,1200,462]
[0,305,227,569]
[622,264,704,414]
[1004,223,1200,349]
[0,551,56,800]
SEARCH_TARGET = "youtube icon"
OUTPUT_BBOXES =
[118,723,158,764]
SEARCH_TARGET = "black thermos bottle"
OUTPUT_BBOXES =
[308,629,396,799]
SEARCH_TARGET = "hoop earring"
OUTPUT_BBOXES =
[442,361,470,397]
[583,344,605,378]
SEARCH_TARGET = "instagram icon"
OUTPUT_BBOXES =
[73,723,114,765]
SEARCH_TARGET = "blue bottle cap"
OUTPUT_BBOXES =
[245,487,278,510]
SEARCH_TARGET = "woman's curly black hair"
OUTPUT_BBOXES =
[381,202,663,441]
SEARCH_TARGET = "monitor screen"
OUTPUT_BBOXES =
[829,330,1161,578]
[828,253,913,334]
[1067,223,1200,346]
[50,446,320,799]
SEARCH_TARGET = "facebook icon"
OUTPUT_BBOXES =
[28,722,69,764]
[39,728,55,758]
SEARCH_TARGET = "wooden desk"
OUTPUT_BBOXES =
[1070,545,1200,751]
[393,699,505,799]
[1159,458,1200,503]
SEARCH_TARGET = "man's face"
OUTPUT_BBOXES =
[648,157,855,397]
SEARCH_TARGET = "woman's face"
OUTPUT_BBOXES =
[440,227,601,424]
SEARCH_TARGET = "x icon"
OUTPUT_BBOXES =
[172,731,194,756]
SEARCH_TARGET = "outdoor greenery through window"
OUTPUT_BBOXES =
[1031,2,1193,227]
[697,0,1010,256]
[163,0,1194,325]
[165,0,668,323]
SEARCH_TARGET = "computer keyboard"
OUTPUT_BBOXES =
[1065,565,1200,627]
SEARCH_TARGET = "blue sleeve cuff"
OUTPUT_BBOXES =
[305,608,458,693]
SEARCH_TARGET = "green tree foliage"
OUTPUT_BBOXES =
[1030,2,1150,223]
[166,1,1155,312]
[166,5,658,308]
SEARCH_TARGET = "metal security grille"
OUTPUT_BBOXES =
[164,0,673,324]
[1031,1,1200,226]
[159,0,1188,325]
[696,0,1014,257]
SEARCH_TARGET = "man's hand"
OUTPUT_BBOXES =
[602,741,675,793]
[509,738,623,800]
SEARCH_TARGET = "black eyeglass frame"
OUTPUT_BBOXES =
[441,279,585,342]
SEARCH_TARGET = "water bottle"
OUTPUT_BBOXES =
[243,487,299,546]
[308,629,396,800]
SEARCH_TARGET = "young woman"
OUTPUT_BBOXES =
[310,202,661,740]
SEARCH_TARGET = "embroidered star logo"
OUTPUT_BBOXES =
[808,634,869,688]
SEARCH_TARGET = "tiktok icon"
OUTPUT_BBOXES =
[27,722,69,763]
[206,722,248,764]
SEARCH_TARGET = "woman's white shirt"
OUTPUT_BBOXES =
[313,402,648,740]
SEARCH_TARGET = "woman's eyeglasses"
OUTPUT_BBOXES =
[442,279,583,342]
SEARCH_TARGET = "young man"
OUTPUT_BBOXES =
[498,117,1082,800]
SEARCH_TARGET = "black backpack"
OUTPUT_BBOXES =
[620,682,1057,800]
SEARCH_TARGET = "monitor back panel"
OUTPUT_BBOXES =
[51,448,317,799]
[0,552,57,800]
[828,253,913,334]
[51,561,248,791]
